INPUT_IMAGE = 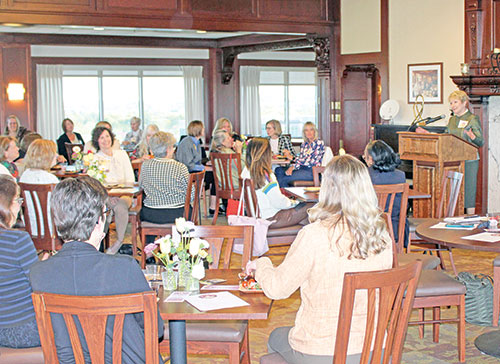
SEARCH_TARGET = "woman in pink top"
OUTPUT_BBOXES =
[246,154,393,364]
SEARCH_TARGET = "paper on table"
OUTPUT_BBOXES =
[108,188,136,194]
[164,291,192,303]
[462,232,500,243]
[430,222,478,230]
[185,291,249,311]
[201,285,239,291]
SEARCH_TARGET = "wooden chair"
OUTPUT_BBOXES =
[131,159,143,181]
[312,165,325,187]
[289,147,332,187]
[32,291,159,364]
[260,260,423,364]
[19,183,63,254]
[160,225,254,364]
[241,178,302,256]
[492,255,500,326]
[210,152,242,224]
[374,183,440,270]
[386,212,466,362]
[408,170,464,275]
[138,171,205,268]
[64,143,84,165]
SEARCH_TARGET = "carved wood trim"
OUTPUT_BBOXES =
[342,64,377,78]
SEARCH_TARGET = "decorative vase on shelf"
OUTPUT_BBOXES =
[161,267,177,291]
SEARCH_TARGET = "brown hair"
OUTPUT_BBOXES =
[62,118,74,133]
[0,175,19,229]
[245,138,273,189]
[20,133,42,153]
[0,136,16,162]
[187,120,204,137]
[25,139,57,170]
[265,119,282,136]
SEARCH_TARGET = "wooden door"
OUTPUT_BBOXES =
[341,64,380,157]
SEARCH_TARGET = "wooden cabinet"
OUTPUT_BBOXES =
[3,0,95,12]
[259,0,326,21]
[191,0,255,16]
[99,0,178,14]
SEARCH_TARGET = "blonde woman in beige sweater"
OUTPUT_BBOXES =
[246,154,393,364]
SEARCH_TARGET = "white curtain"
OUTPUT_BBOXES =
[240,66,261,136]
[36,64,65,141]
[182,66,204,127]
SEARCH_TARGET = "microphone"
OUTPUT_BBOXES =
[423,114,446,125]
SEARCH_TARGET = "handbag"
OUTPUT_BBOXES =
[228,179,274,257]
[456,271,494,326]
[225,154,240,217]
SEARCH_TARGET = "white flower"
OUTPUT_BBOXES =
[191,262,205,280]
[172,229,181,247]
[189,238,204,256]
[158,237,171,255]
[72,146,81,153]
[175,217,187,232]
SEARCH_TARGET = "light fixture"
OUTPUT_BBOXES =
[6,83,25,101]
[196,30,207,34]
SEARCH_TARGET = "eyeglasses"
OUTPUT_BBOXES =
[15,197,24,205]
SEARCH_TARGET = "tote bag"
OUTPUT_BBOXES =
[227,181,273,257]
[456,272,494,326]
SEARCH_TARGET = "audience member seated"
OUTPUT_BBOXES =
[176,120,205,173]
[29,176,164,363]
[211,117,243,147]
[56,118,85,162]
[275,122,325,187]
[0,136,20,180]
[14,132,42,175]
[265,119,295,161]
[140,132,191,231]
[84,121,121,153]
[0,175,40,349]
[92,127,134,255]
[364,140,409,248]
[3,115,30,143]
[211,129,242,191]
[121,116,143,152]
[241,138,311,228]
[19,139,60,237]
[131,124,159,161]
[246,155,393,364]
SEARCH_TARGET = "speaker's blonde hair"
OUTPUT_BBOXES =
[308,154,390,259]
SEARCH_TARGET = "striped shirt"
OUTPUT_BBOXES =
[139,158,191,209]
[0,229,38,328]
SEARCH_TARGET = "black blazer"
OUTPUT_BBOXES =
[57,133,85,161]
[29,241,164,364]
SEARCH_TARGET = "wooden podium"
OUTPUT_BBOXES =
[397,132,478,218]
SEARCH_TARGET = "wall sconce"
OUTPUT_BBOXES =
[6,83,25,101]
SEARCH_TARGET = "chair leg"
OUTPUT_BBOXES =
[493,265,500,326]
[240,324,250,364]
[432,307,440,343]
[436,249,447,271]
[211,198,220,225]
[228,342,241,364]
[130,216,138,259]
[418,308,424,338]
[447,248,458,276]
[458,295,466,362]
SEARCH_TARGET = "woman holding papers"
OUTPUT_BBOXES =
[246,155,393,364]
[417,90,484,214]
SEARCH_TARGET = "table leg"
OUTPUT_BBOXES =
[169,320,187,364]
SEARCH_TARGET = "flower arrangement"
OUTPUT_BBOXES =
[71,146,83,162]
[83,152,107,183]
[144,218,212,289]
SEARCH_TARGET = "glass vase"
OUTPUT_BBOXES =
[161,267,177,291]
[186,275,200,292]
[177,261,190,288]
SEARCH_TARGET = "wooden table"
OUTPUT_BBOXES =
[271,158,291,166]
[158,269,273,364]
[284,187,431,203]
[415,218,500,253]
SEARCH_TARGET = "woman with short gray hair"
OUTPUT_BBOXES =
[139,132,191,231]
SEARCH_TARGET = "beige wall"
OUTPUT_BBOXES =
[341,0,381,55]
[389,0,464,124]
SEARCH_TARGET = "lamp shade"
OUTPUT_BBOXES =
[7,83,25,101]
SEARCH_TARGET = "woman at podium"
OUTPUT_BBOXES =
[418,90,483,214]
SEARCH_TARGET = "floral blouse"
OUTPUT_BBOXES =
[1,161,19,181]
[294,139,325,170]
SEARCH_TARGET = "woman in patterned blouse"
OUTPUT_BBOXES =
[265,119,295,161]
[275,122,325,187]
[0,136,20,181]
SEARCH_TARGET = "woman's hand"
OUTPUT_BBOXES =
[233,140,243,154]
[464,128,476,140]
[57,155,67,163]
[285,166,294,176]
[245,260,257,275]
[283,149,293,160]
[415,127,430,134]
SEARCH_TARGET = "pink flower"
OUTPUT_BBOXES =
[144,243,158,256]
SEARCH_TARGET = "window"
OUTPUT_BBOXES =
[62,66,187,142]
[259,68,317,138]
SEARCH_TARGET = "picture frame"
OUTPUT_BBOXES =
[407,63,443,104]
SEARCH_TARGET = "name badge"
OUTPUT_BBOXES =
[457,120,468,129]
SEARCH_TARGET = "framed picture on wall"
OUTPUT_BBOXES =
[407,63,443,104]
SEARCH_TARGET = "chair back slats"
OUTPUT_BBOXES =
[382,213,398,268]
[185,171,205,225]
[32,291,159,364]
[64,143,84,165]
[19,183,62,252]
[333,261,422,364]
[210,153,242,200]
[312,166,325,187]
[240,178,260,218]
[373,183,409,254]
[436,171,464,218]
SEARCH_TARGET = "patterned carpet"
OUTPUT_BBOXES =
[122,222,500,363]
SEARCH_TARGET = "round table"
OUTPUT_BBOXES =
[416,219,500,358]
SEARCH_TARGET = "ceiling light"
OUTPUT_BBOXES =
[196,30,207,34]
[1,23,28,27]
[93,27,105,31]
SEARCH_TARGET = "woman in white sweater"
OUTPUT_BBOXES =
[91,126,134,254]
[241,138,311,228]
